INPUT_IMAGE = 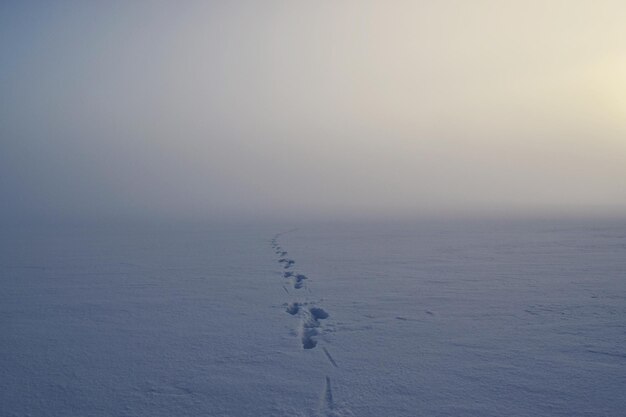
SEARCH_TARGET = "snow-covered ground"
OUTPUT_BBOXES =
[1,219,625,416]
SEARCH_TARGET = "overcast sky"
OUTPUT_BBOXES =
[2,1,626,222]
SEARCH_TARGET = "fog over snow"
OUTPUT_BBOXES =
[1,2,626,417]
[2,1,626,223]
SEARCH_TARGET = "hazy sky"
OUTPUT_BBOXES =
[2,1,626,221]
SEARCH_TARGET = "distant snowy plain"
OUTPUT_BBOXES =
[1,219,625,416]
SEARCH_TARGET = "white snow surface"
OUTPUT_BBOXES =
[1,219,625,416]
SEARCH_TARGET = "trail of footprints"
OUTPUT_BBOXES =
[271,234,331,351]
[271,233,345,416]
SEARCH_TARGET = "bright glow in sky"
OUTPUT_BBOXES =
[1,1,625,221]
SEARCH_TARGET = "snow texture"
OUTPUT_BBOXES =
[1,220,625,416]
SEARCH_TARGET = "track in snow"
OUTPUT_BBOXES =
[271,231,350,416]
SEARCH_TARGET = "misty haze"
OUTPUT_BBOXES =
[1,2,625,416]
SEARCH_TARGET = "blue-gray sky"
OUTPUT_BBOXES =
[2,1,626,222]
